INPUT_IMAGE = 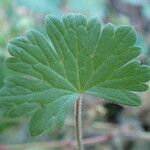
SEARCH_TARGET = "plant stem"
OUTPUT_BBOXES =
[75,94,84,150]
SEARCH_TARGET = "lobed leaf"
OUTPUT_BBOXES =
[0,14,150,136]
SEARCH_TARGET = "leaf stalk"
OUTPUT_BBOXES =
[75,94,84,150]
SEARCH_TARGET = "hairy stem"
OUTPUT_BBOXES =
[75,94,84,150]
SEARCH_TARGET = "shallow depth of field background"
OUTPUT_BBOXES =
[0,0,150,150]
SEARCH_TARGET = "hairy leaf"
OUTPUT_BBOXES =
[0,14,150,136]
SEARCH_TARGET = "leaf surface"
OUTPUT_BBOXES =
[30,94,78,136]
[0,14,150,136]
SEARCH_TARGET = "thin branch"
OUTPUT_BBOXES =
[0,134,112,149]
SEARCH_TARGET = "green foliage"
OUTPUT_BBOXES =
[0,121,16,132]
[0,14,150,136]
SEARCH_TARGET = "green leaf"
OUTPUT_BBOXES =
[8,102,39,118]
[30,94,78,136]
[0,121,17,132]
[0,14,150,136]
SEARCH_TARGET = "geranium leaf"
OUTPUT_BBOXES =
[30,94,79,136]
[0,14,150,136]
[8,102,39,118]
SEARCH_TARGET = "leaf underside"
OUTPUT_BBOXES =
[0,14,150,136]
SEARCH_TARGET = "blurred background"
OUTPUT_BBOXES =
[0,0,150,150]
